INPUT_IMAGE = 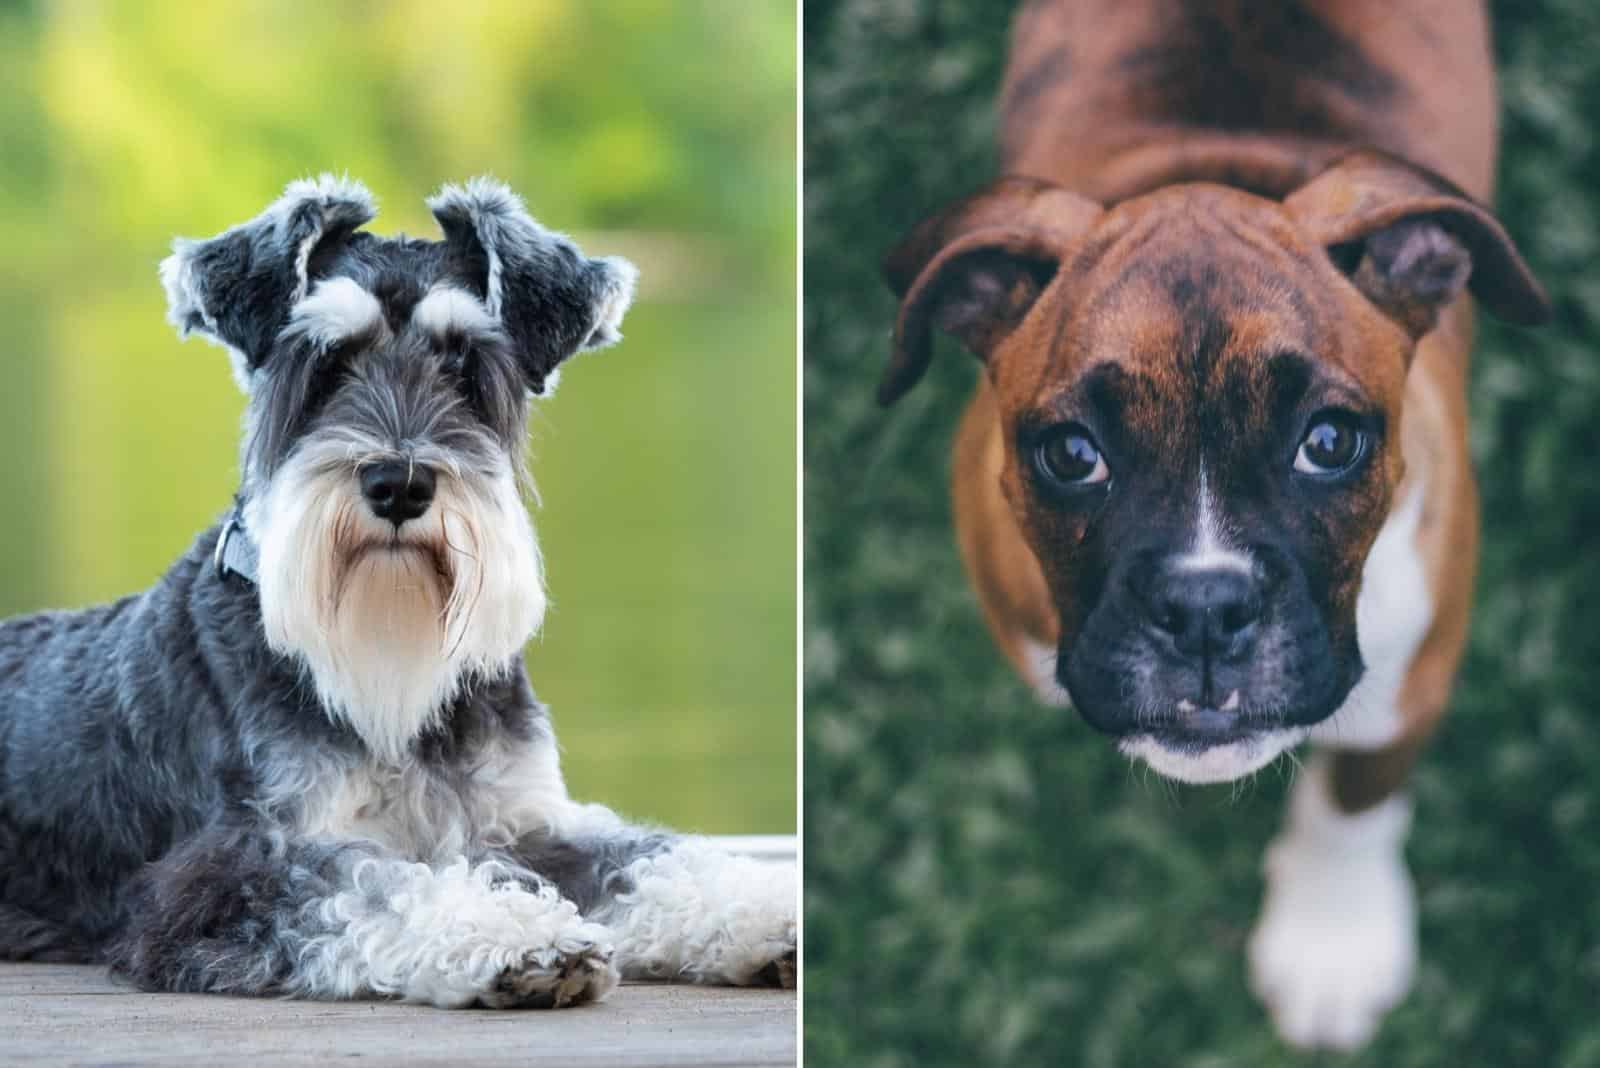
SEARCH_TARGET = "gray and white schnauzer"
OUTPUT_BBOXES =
[0,175,796,1007]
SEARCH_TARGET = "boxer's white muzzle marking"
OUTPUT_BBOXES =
[1176,466,1254,574]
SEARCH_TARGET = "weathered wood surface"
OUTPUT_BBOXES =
[0,964,797,1066]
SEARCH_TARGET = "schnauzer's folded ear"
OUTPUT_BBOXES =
[427,177,638,394]
[1285,150,1549,338]
[161,175,376,386]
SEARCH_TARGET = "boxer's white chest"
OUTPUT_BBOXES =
[1309,483,1434,750]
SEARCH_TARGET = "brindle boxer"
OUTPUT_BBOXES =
[880,0,1549,1050]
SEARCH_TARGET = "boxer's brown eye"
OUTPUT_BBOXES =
[1034,425,1109,488]
[1327,241,1365,276]
[1294,412,1367,476]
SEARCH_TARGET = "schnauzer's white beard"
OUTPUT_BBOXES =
[248,447,545,764]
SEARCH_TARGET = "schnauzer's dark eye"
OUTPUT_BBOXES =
[1294,411,1367,477]
[305,351,352,403]
[1033,424,1109,489]
[447,349,483,398]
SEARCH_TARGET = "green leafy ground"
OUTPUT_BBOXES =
[0,0,796,833]
[804,0,1600,1062]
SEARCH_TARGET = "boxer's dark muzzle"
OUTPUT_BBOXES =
[1058,541,1360,749]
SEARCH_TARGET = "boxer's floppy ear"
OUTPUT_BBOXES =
[1285,151,1550,337]
[428,177,638,395]
[881,177,1103,406]
[160,174,375,385]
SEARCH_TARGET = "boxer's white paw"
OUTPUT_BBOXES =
[1247,757,1416,1051]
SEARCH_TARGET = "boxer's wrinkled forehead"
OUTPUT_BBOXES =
[1008,226,1390,457]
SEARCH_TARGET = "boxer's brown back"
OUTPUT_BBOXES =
[1001,0,1497,203]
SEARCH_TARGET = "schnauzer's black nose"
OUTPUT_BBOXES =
[1139,565,1262,659]
[360,461,436,525]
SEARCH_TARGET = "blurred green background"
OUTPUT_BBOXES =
[806,0,1600,1063]
[0,0,795,833]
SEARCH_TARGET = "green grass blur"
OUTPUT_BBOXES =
[805,0,1600,1062]
[0,0,796,834]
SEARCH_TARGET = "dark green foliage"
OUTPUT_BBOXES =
[804,0,1600,1062]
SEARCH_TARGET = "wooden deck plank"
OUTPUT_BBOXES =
[0,965,796,1066]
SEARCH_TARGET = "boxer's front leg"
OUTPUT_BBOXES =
[514,806,797,987]
[1248,742,1425,1050]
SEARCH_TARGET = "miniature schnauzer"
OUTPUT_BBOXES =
[0,175,796,1007]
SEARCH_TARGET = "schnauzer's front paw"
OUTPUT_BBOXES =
[384,866,620,1009]
[717,862,797,988]
[1248,767,1416,1050]
[606,843,797,987]
[752,948,797,990]
[478,928,619,1009]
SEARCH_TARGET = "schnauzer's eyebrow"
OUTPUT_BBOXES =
[283,276,385,350]
[411,284,499,339]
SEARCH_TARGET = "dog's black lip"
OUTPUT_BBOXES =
[1108,704,1289,750]
[1068,683,1284,742]
[1137,724,1265,752]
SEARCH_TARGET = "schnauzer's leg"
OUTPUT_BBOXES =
[515,805,797,987]
[0,904,96,963]
[110,825,616,1008]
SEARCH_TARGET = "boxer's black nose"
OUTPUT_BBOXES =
[361,461,436,525]
[1138,565,1262,659]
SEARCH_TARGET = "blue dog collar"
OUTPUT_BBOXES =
[214,508,260,585]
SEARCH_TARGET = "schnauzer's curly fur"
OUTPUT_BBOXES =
[0,175,796,1007]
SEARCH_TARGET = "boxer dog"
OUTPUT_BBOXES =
[880,0,1549,1050]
